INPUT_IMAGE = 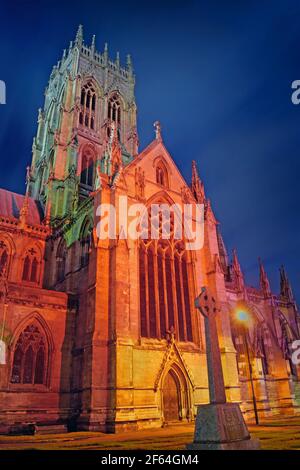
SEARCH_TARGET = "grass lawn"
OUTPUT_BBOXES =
[1,416,300,450]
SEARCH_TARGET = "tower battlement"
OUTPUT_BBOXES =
[51,25,134,84]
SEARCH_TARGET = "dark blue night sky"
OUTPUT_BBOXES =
[0,0,299,300]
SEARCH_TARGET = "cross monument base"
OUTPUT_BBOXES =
[187,402,260,450]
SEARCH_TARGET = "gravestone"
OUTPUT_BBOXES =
[187,286,260,450]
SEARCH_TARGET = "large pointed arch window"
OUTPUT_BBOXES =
[11,324,48,385]
[79,81,97,130]
[139,204,193,342]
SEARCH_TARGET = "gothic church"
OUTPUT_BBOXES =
[0,26,299,434]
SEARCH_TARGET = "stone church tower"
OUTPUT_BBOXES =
[0,26,299,434]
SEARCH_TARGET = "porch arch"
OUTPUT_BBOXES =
[160,362,192,423]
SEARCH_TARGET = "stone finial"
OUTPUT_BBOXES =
[116,51,120,68]
[50,65,57,79]
[103,42,108,61]
[191,160,205,203]
[91,35,96,54]
[232,248,244,292]
[19,195,29,225]
[279,265,293,302]
[20,166,32,224]
[75,24,83,47]
[258,257,271,297]
[154,121,162,141]
[166,325,176,344]
[103,42,108,65]
[25,166,31,187]
[37,108,43,123]
[126,54,132,70]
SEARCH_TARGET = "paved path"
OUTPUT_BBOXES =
[1,416,300,450]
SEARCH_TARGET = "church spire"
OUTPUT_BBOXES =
[191,160,205,203]
[279,265,294,302]
[258,257,271,298]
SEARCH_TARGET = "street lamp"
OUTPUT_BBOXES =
[236,309,259,425]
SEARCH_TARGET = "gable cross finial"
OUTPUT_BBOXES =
[154,121,162,141]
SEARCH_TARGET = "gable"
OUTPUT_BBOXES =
[124,139,193,199]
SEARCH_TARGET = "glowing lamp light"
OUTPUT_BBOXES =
[236,310,250,323]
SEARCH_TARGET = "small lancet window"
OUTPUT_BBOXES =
[156,162,168,187]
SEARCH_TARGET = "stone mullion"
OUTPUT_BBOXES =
[153,246,161,338]
[20,350,26,384]
[83,90,87,124]
[88,101,92,128]
[32,348,37,384]
[170,254,180,337]
[162,252,169,334]
[144,249,150,337]
[185,257,196,343]
[88,94,92,128]
[179,257,188,341]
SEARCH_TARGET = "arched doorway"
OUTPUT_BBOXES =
[162,369,181,422]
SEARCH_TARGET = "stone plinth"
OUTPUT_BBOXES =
[187,402,260,450]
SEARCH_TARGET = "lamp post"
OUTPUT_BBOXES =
[236,310,259,425]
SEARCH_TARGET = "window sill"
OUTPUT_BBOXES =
[9,383,49,392]
[20,280,40,287]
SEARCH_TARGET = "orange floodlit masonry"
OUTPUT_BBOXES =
[0,26,299,434]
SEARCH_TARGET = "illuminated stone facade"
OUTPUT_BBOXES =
[0,27,299,434]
